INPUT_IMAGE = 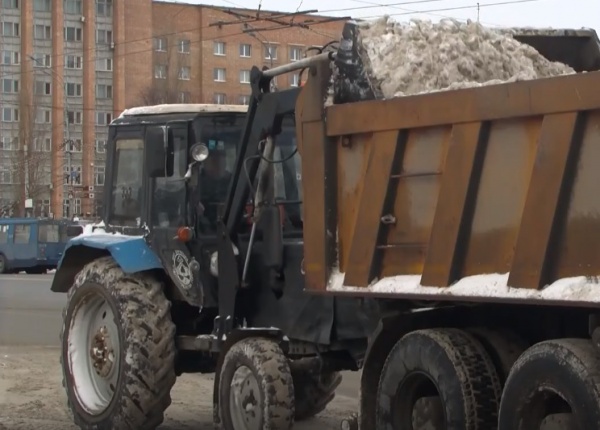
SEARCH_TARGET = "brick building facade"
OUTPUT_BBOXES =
[0,0,345,219]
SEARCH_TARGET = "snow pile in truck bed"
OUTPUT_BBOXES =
[356,17,576,98]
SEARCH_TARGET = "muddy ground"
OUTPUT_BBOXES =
[0,346,357,430]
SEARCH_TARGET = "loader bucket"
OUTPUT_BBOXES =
[511,28,600,72]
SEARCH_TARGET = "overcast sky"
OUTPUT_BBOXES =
[162,0,599,30]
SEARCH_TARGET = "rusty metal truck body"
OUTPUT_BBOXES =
[290,25,600,429]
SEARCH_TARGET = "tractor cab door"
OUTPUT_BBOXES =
[145,123,204,307]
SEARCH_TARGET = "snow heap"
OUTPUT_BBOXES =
[355,17,576,99]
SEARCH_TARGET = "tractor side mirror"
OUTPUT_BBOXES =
[146,126,168,178]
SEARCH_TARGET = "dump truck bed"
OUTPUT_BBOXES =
[297,56,600,308]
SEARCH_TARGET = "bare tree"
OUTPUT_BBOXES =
[7,88,54,217]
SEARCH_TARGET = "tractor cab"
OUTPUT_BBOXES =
[102,103,303,309]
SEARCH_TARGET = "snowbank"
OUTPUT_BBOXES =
[354,17,575,99]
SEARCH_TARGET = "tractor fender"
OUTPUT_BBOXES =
[50,234,163,293]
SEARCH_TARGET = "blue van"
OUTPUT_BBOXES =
[0,218,83,274]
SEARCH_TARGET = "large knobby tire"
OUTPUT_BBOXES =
[499,338,600,430]
[218,337,295,430]
[376,328,502,430]
[60,256,176,430]
[291,361,342,421]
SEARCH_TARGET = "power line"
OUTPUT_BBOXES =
[358,0,546,19]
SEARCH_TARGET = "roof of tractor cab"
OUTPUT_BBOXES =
[118,103,248,118]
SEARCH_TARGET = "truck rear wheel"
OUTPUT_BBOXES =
[0,253,6,274]
[218,337,295,430]
[376,328,502,430]
[60,256,176,430]
[467,327,529,383]
[498,339,600,430]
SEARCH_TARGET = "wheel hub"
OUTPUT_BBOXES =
[230,366,262,430]
[90,326,115,378]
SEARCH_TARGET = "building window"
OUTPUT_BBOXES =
[178,67,190,80]
[32,53,51,67]
[96,58,113,71]
[289,46,303,62]
[239,95,250,105]
[94,166,105,186]
[65,82,82,97]
[96,112,112,125]
[178,39,190,54]
[65,55,82,69]
[0,165,12,184]
[66,110,82,125]
[154,37,167,52]
[34,80,52,96]
[154,64,166,79]
[95,140,106,153]
[35,109,52,124]
[0,136,18,151]
[0,22,20,37]
[213,68,226,82]
[63,198,82,218]
[239,43,251,58]
[66,139,82,152]
[34,24,52,40]
[214,41,225,56]
[178,91,190,103]
[96,84,113,99]
[264,44,278,60]
[96,0,112,17]
[64,166,82,185]
[33,0,51,12]
[1,79,19,94]
[64,26,83,42]
[64,0,82,14]
[1,50,20,65]
[290,73,300,87]
[96,29,112,44]
[34,137,52,151]
[2,0,19,9]
[1,108,18,122]
[239,70,250,84]
[214,93,226,104]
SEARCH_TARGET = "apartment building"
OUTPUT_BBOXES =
[0,0,345,219]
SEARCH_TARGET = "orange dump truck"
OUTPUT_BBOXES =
[292,26,600,430]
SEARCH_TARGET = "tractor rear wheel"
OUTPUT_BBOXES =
[60,256,176,430]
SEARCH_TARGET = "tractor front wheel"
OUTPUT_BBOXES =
[60,256,176,430]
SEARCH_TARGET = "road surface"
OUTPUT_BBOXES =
[0,274,361,429]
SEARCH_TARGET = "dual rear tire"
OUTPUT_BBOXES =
[376,327,600,430]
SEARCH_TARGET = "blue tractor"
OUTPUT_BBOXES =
[51,51,378,430]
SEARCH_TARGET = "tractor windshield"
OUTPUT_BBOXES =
[109,138,144,226]
[193,119,303,234]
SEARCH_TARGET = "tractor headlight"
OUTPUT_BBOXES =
[190,143,209,162]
